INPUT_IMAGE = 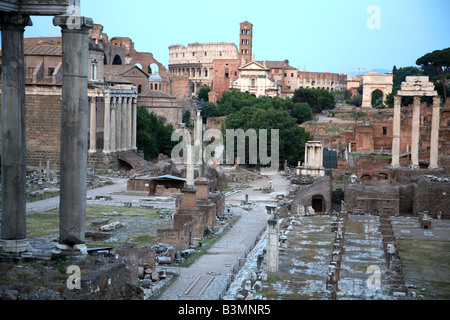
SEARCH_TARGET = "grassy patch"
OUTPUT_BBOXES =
[397,238,450,298]
[26,212,60,238]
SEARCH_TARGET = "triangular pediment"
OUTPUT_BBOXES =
[240,60,268,71]
[122,65,149,78]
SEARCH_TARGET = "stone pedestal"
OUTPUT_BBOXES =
[0,14,32,253]
[195,178,209,201]
[54,15,93,252]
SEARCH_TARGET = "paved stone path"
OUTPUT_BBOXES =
[157,172,289,300]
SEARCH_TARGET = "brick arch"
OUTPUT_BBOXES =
[441,110,450,127]
[129,52,168,77]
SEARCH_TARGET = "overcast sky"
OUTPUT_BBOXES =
[17,0,450,75]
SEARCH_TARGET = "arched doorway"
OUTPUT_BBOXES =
[112,55,122,65]
[312,195,325,213]
[371,89,384,108]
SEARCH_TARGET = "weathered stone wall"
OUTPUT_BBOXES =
[63,260,142,300]
[291,176,332,213]
[156,222,193,251]
[344,181,400,214]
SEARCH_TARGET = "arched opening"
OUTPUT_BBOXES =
[134,63,143,70]
[371,89,384,108]
[379,173,388,180]
[112,55,122,65]
[103,54,108,65]
[148,63,159,75]
[312,195,325,213]
[360,174,372,181]
[138,84,142,94]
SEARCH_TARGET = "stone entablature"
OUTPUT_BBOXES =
[0,0,70,15]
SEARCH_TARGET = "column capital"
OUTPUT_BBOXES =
[53,15,93,31]
[0,14,32,29]
[432,95,441,107]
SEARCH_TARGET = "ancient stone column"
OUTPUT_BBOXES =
[411,96,421,169]
[429,96,440,169]
[103,95,111,153]
[110,96,117,152]
[89,96,97,153]
[115,96,122,151]
[266,205,279,273]
[132,98,137,150]
[0,14,32,253]
[53,15,93,253]
[120,97,128,150]
[391,95,401,168]
[127,96,132,149]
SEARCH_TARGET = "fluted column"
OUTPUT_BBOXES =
[391,95,401,168]
[53,15,93,251]
[411,96,421,168]
[121,96,127,150]
[115,96,122,151]
[132,98,137,150]
[429,96,440,169]
[0,14,32,253]
[110,96,117,152]
[127,96,132,149]
[89,96,97,153]
[103,95,111,153]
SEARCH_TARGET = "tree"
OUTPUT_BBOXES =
[392,66,423,91]
[290,102,313,124]
[292,88,335,113]
[136,107,176,160]
[416,48,450,102]
[349,94,362,107]
[225,106,312,166]
[198,86,211,102]
[182,110,192,127]
[332,89,352,102]
[200,102,220,122]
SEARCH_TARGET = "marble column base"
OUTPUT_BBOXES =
[0,239,30,253]
[54,243,88,256]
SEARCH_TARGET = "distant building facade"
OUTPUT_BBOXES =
[230,58,279,97]
[168,42,240,95]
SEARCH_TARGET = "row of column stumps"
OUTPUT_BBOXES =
[379,213,408,297]
[327,211,348,300]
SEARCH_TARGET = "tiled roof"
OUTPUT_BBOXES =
[0,45,62,57]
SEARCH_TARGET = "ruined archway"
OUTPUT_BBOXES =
[362,74,393,108]
[371,89,384,107]
[360,174,372,181]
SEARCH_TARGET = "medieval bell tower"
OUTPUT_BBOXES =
[239,21,253,65]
